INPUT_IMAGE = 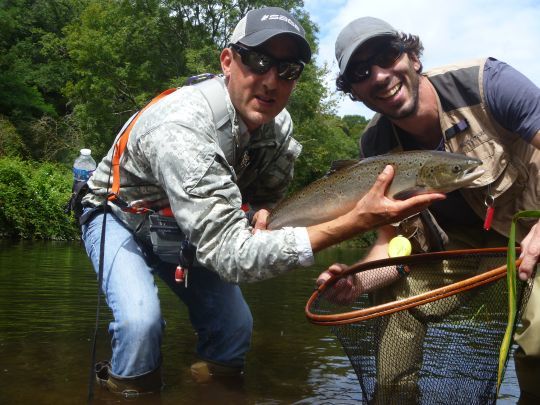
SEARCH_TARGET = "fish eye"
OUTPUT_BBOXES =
[452,165,461,174]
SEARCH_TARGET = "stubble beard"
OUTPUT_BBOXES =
[363,64,421,121]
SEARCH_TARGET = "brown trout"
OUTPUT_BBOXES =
[267,150,484,230]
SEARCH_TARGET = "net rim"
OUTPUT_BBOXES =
[305,247,521,326]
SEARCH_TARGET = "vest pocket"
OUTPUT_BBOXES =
[488,159,518,197]
[182,151,241,206]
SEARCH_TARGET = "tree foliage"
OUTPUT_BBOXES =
[0,0,81,159]
[63,0,322,159]
[0,0,371,239]
[0,115,26,157]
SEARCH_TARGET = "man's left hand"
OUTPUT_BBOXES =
[252,209,271,233]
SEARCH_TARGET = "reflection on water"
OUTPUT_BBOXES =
[0,241,520,404]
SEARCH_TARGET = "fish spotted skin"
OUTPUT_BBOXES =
[267,150,484,230]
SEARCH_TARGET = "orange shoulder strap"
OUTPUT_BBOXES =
[108,88,177,202]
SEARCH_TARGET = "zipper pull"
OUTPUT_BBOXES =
[483,194,495,231]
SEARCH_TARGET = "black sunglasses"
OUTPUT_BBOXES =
[229,43,304,81]
[345,43,405,83]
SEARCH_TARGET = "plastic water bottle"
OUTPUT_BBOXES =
[72,148,97,190]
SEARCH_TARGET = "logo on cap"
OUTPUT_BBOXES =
[260,14,300,32]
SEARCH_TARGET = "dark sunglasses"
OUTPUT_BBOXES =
[345,43,405,83]
[229,43,304,81]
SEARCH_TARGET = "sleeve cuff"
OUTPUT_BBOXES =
[290,227,314,266]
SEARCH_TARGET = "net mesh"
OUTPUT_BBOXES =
[306,249,534,405]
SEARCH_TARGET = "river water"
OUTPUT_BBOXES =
[0,240,520,404]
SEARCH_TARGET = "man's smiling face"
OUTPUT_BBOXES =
[348,37,422,120]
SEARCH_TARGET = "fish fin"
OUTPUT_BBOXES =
[393,187,426,200]
[325,159,359,176]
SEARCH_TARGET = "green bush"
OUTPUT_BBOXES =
[0,157,79,239]
[0,116,26,158]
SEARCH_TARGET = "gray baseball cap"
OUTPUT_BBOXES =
[229,7,311,63]
[335,17,398,75]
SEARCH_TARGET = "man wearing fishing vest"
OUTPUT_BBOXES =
[318,17,540,403]
[79,8,444,397]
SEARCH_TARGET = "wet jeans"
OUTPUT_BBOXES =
[81,209,253,378]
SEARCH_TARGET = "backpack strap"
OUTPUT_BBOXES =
[195,76,237,166]
[107,88,177,211]
[196,76,229,129]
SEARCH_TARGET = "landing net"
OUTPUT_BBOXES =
[306,248,534,405]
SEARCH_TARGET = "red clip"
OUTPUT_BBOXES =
[175,266,185,284]
[483,194,495,231]
[483,206,495,230]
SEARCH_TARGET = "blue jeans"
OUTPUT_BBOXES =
[81,209,253,378]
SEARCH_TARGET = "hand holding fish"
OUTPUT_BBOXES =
[267,150,483,230]
[307,165,446,252]
[251,209,270,233]
[347,165,446,230]
[519,220,540,280]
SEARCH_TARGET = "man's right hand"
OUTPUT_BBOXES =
[307,165,445,252]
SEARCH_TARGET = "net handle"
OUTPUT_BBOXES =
[306,247,521,326]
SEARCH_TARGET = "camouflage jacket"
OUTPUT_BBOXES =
[83,80,313,282]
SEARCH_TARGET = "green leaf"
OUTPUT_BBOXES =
[497,210,540,392]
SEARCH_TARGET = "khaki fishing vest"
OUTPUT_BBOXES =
[362,58,539,242]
